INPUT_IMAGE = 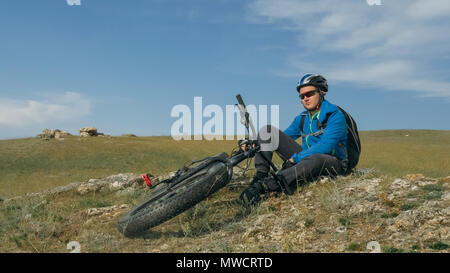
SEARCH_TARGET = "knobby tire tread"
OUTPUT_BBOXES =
[117,162,231,237]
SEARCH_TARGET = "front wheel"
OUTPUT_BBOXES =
[117,157,232,237]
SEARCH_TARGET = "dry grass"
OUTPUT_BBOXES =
[357,130,450,178]
[1,130,448,198]
[0,169,448,253]
[0,130,449,253]
[0,136,237,198]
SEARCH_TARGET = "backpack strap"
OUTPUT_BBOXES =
[299,112,327,138]
[301,111,330,133]
[317,113,329,130]
[300,113,306,135]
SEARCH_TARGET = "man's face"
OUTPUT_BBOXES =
[299,85,321,111]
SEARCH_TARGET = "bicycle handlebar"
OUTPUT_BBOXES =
[236,94,257,140]
[236,94,246,108]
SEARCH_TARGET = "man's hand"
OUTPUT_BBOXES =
[238,139,248,151]
[239,139,257,151]
[282,158,295,169]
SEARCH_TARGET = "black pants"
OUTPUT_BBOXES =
[255,125,345,192]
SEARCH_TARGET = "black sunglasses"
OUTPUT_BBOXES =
[299,89,318,100]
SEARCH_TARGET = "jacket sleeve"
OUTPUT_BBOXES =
[283,115,302,140]
[291,110,346,163]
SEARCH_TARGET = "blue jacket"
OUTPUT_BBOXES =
[284,99,347,163]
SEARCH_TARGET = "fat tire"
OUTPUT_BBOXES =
[117,161,232,237]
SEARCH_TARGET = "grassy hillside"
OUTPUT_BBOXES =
[0,130,449,253]
[0,130,449,198]
[357,130,450,178]
[1,164,448,253]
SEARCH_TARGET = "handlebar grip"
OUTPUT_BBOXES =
[236,94,246,108]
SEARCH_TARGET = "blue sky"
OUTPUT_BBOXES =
[1,0,449,139]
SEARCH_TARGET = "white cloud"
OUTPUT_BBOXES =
[326,60,450,98]
[407,0,450,19]
[248,0,450,98]
[0,92,91,127]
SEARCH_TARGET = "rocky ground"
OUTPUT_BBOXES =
[1,170,448,253]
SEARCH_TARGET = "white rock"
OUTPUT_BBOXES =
[111,181,121,188]
[160,244,170,250]
[442,192,450,201]
[77,183,101,195]
[391,179,411,189]
[336,227,346,233]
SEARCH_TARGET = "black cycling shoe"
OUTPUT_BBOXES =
[239,181,265,206]
[250,172,268,185]
[239,172,269,204]
[240,174,285,206]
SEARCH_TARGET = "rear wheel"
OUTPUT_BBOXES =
[117,160,232,237]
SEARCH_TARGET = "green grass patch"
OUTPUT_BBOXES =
[424,191,442,200]
[422,184,444,192]
[304,216,315,228]
[428,241,449,250]
[338,217,351,227]
[400,202,419,211]
[381,212,399,218]
[76,195,114,210]
[347,242,362,251]
[408,244,421,253]
[383,246,405,253]
[421,184,444,200]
